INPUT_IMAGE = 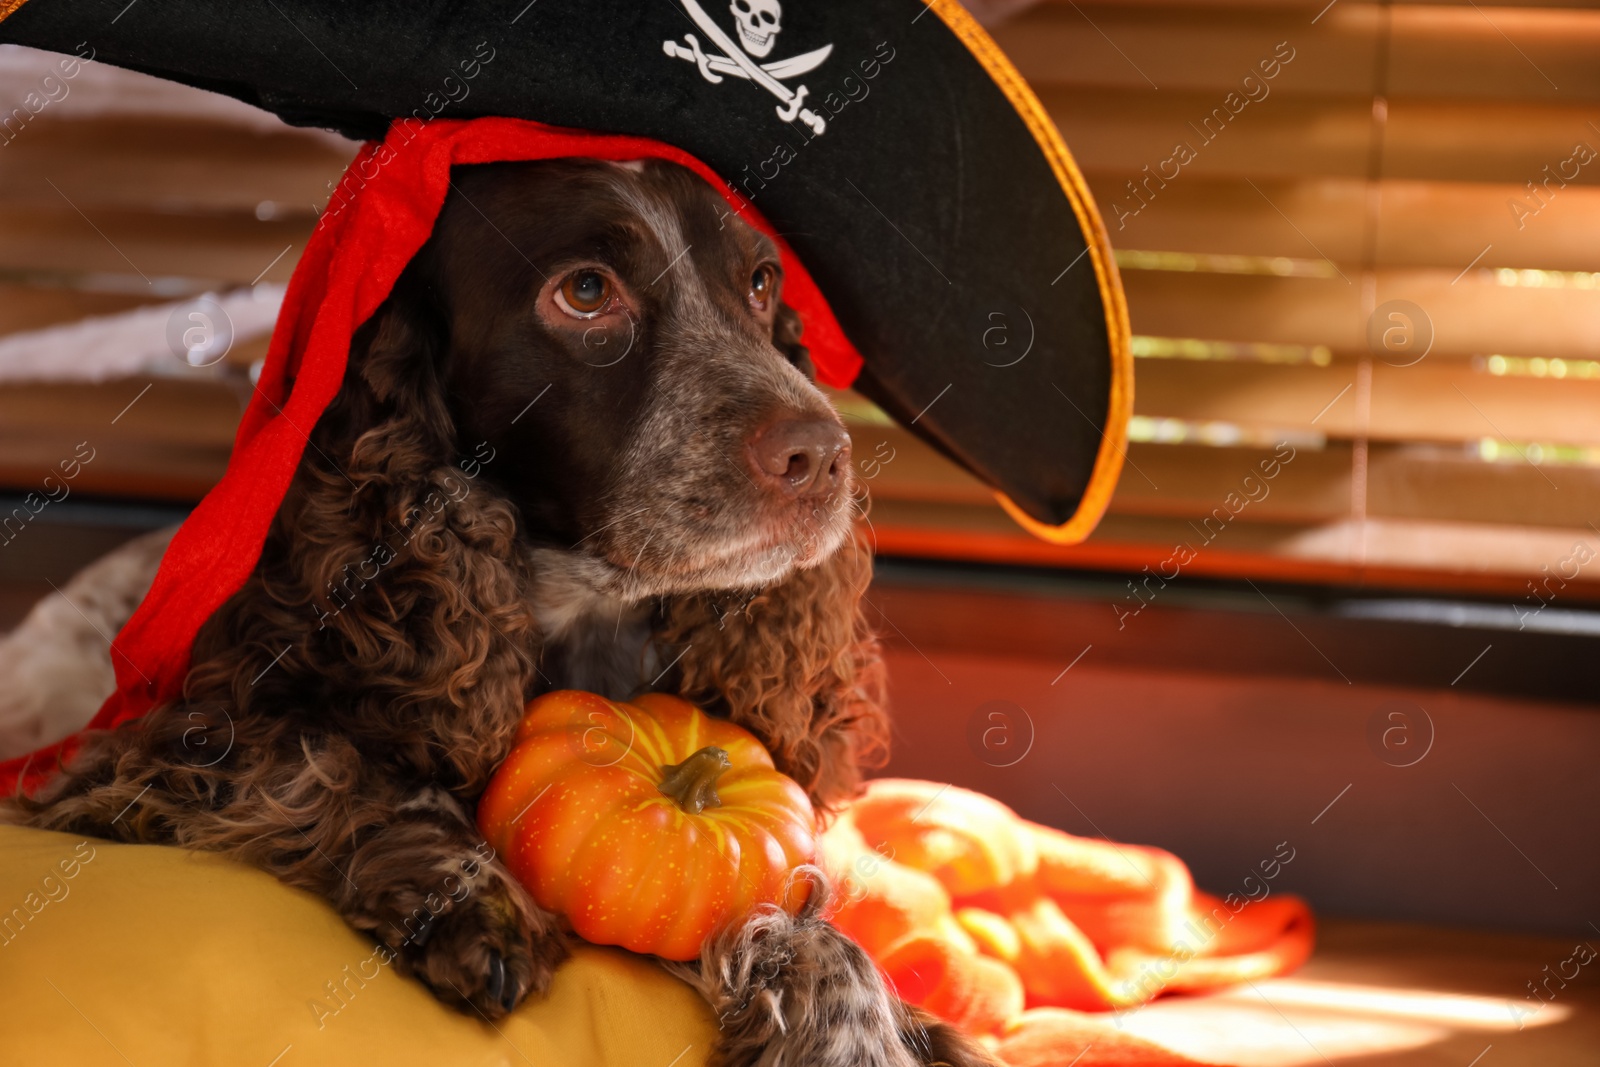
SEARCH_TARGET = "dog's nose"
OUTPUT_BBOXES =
[748,419,851,497]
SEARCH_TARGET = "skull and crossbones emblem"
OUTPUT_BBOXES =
[662,0,832,135]
[731,0,781,57]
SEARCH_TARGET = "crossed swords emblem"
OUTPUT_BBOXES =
[662,0,832,136]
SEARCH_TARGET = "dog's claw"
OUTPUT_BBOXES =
[487,950,517,1013]
[373,872,557,1018]
[487,951,505,1005]
[409,912,437,949]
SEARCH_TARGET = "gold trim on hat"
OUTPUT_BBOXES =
[927,0,1133,546]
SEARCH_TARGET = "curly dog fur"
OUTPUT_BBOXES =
[7,159,995,1067]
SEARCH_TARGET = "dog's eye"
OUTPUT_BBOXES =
[748,265,776,311]
[557,270,611,317]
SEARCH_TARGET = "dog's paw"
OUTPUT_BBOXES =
[358,865,567,1020]
[691,866,996,1067]
[408,881,566,1018]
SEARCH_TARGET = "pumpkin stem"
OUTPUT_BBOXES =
[658,746,732,814]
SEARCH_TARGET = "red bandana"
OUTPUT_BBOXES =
[2,116,862,795]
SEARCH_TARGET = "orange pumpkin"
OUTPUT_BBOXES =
[477,690,816,960]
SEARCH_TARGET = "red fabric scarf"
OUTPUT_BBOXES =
[1,116,862,795]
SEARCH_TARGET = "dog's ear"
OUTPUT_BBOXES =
[772,300,817,380]
[656,532,888,817]
[342,273,456,455]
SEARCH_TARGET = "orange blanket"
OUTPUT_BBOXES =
[824,780,1314,1067]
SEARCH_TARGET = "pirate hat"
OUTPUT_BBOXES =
[0,0,1130,540]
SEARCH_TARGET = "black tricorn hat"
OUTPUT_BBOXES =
[0,0,1131,542]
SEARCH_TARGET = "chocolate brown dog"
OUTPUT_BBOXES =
[12,159,994,1067]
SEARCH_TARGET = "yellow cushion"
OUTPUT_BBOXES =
[0,825,716,1066]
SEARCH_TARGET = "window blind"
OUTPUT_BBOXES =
[1,4,1597,602]
[853,0,1600,601]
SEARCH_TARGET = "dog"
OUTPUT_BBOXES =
[7,158,994,1067]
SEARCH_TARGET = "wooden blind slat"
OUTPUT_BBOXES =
[0,119,354,216]
[1001,3,1600,103]
[0,378,239,501]
[1132,359,1600,447]
[1044,90,1600,186]
[852,420,1599,529]
[994,3,1380,96]
[0,205,312,285]
[0,285,162,336]
[1122,269,1600,361]
[1092,175,1600,274]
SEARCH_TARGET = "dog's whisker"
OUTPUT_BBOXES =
[569,506,651,549]
[633,516,667,570]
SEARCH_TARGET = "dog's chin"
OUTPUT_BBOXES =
[584,504,854,601]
